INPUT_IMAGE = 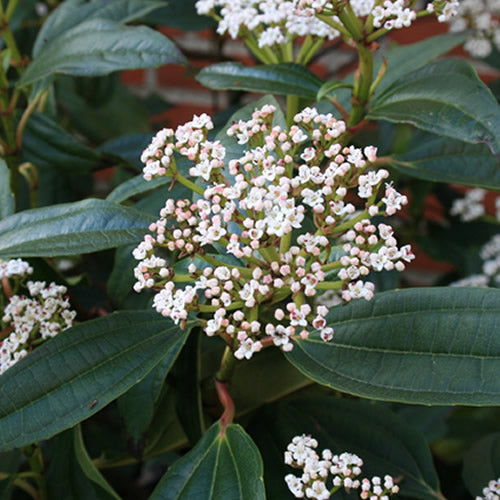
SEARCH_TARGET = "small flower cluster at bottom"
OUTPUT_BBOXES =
[284,434,399,499]
[0,258,76,375]
[476,478,500,500]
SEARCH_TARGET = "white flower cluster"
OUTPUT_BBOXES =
[450,188,488,221]
[476,478,500,500]
[134,104,412,360]
[0,260,76,375]
[445,0,500,57]
[450,233,500,287]
[296,0,458,30]
[449,188,500,288]
[0,258,33,279]
[195,0,339,48]
[284,434,400,499]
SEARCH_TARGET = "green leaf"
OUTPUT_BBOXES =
[174,328,205,446]
[369,59,500,154]
[142,0,215,31]
[0,311,193,451]
[462,432,500,497]
[316,80,353,101]
[56,78,151,144]
[118,347,180,446]
[47,427,116,500]
[249,397,441,499]
[375,32,471,94]
[98,133,153,171]
[74,425,121,499]
[286,287,500,405]
[0,159,14,220]
[0,450,21,500]
[107,175,170,203]
[150,421,265,500]
[19,19,186,88]
[33,0,165,56]
[391,135,500,189]
[22,112,102,172]
[197,62,323,99]
[0,198,154,257]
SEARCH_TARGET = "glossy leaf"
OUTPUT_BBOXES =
[391,135,500,189]
[0,159,13,220]
[73,425,120,499]
[369,59,500,154]
[316,80,353,101]
[249,397,441,499]
[375,32,470,94]
[107,175,170,203]
[0,198,154,257]
[98,133,153,171]
[33,0,165,56]
[174,328,205,446]
[150,421,265,500]
[0,311,193,451]
[47,427,116,500]
[197,62,323,99]
[118,348,180,446]
[462,432,500,497]
[22,112,102,172]
[142,0,215,31]
[286,287,500,405]
[19,19,186,87]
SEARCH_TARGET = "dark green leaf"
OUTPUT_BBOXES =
[231,347,312,418]
[19,19,186,87]
[22,112,102,172]
[316,80,353,101]
[286,287,500,405]
[0,159,14,220]
[33,0,165,56]
[249,397,441,499]
[107,175,170,203]
[0,450,21,500]
[462,432,500,497]
[142,0,215,31]
[0,198,154,257]
[57,78,151,144]
[369,59,500,154]
[375,32,470,94]
[47,427,114,500]
[392,135,500,189]
[174,328,205,446]
[74,425,120,499]
[98,133,153,171]
[0,311,194,451]
[197,62,323,99]
[118,347,181,446]
[150,421,265,500]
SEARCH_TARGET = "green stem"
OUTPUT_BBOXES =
[316,280,343,290]
[174,171,205,196]
[317,14,352,40]
[301,37,325,65]
[216,345,237,383]
[348,43,373,127]
[337,3,363,41]
[5,0,20,21]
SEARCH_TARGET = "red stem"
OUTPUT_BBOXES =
[214,378,235,434]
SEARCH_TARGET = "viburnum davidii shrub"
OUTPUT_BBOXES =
[0,1,499,499]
